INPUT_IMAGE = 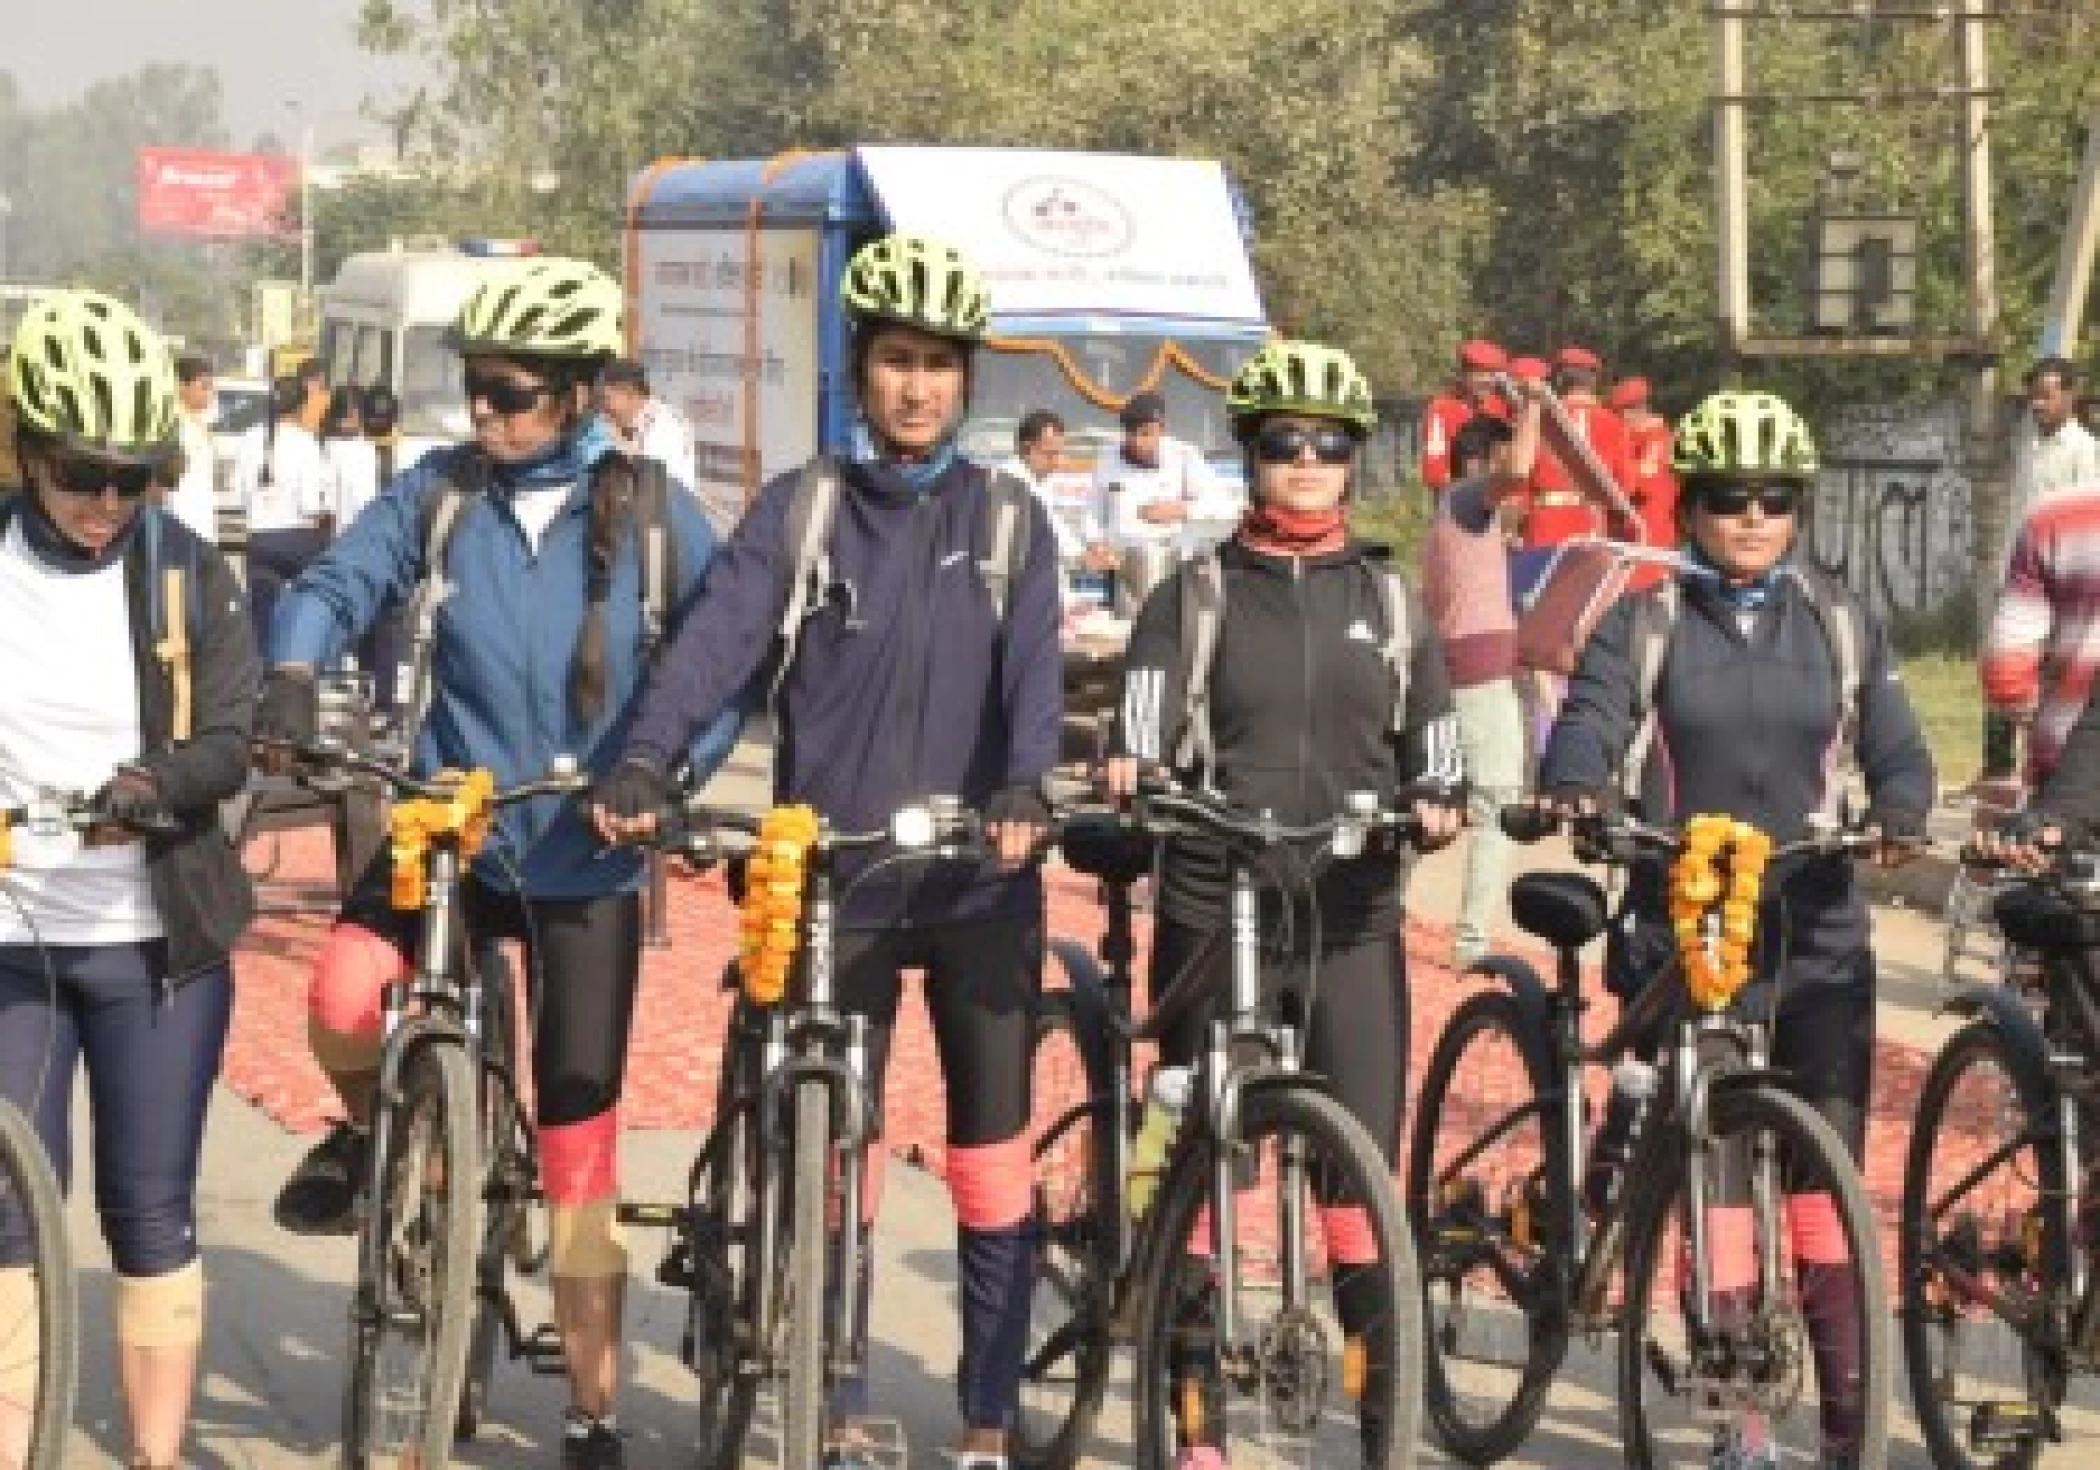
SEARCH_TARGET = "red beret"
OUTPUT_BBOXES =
[1555,345,1603,372]
[1509,356,1550,380]
[1457,338,1508,370]
[1608,376,1651,411]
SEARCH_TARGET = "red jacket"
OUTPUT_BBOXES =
[1623,412,1680,586]
[1523,397,1632,547]
[1420,390,1509,491]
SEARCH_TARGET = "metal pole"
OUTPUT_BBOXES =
[1715,4,1751,372]
[1960,0,2006,609]
[300,121,315,333]
[2041,109,2100,359]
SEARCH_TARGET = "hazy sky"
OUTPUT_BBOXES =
[6,0,432,150]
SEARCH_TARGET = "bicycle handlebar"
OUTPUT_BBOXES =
[1502,804,1900,866]
[1,787,181,840]
[1123,778,1424,857]
[254,738,588,807]
[630,795,993,868]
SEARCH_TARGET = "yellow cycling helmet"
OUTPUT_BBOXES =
[1672,390,1818,479]
[1227,339,1378,436]
[451,256,624,360]
[840,234,990,343]
[8,289,179,461]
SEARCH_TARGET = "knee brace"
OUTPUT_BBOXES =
[0,1267,37,1406]
[115,1259,204,1350]
[547,1199,628,1280]
[308,922,405,1074]
[946,1135,1031,1232]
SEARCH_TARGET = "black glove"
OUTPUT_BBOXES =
[1865,806,1929,845]
[90,765,175,836]
[590,756,671,824]
[984,783,1053,831]
[254,667,319,750]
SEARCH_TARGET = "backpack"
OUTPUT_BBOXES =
[766,456,1035,712]
[1171,549,1416,780]
[1620,567,1864,816]
[400,452,679,748]
[0,497,200,741]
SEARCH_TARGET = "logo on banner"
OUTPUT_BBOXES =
[1002,176,1132,259]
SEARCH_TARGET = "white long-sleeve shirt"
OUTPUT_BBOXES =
[325,435,383,531]
[631,398,698,493]
[2010,415,2100,530]
[165,412,219,544]
[236,421,336,534]
[1088,435,1241,556]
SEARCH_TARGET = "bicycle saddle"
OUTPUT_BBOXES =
[1510,871,1610,952]
[1995,885,2100,950]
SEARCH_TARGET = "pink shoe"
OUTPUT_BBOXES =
[1175,1449,1229,1470]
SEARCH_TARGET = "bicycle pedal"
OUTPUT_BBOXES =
[521,1321,568,1376]
[835,1418,909,1468]
[618,1200,686,1230]
[1969,1400,2052,1454]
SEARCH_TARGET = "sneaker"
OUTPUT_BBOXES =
[272,1121,368,1236]
[823,1449,882,1470]
[940,1454,1009,1469]
[560,1409,624,1468]
[1174,1449,1229,1470]
[1708,1425,1777,1470]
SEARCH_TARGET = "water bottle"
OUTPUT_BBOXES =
[1581,1059,1660,1216]
[1127,1065,1194,1223]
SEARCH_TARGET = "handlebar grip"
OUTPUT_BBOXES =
[1500,804,1560,845]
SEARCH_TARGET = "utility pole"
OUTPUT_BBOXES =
[1959,0,2006,618]
[1714,4,1750,378]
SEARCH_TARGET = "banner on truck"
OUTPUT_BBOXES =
[631,226,821,530]
[136,148,299,240]
[858,147,1265,328]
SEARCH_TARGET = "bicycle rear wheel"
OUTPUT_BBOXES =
[1619,1082,1889,1470]
[1900,1021,2070,1470]
[1405,988,1568,1465]
[343,1040,482,1470]
[1131,1084,1422,1470]
[1012,985,1116,1469]
[0,1097,74,1470]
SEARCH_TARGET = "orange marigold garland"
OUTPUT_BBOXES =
[1668,814,1772,1010]
[739,804,820,1005]
[389,768,496,910]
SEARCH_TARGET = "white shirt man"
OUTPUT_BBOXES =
[597,359,698,491]
[1087,392,1240,556]
[2011,358,2100,532]
[166,356,219,544]
[236,415,335,534]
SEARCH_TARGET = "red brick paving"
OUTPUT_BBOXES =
[226,831,1935,1247]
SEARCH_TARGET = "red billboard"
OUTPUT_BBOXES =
[136,148,300,240]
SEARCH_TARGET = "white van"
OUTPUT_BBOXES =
[316,240,541,462]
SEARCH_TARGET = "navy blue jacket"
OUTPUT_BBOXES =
[272,445,740,898]
[623,456,1064,928]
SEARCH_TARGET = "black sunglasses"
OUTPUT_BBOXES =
[1694,481,1803,518]
[1252,423,1358,467]
[463,372,558,416]
[49,454,156,499]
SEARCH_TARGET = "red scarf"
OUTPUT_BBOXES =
[1238,502,1348,556]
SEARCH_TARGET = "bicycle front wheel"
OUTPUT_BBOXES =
[343,1041,482,1470]
[1619,1081,1890,1470]
[779,1076,834,1470]
[0,1097,74,1470]
[1131,1084,1422,1470]
[1901,1020,2070,1470]
[692,988,763,1469]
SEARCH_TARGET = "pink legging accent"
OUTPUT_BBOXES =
[1320,1204,1380,1267]
[946,1135,1033,1231]
[1705,1193,1853,1292]
[1705,1204,1760,1293]
[539,1110,619,1206]
[1785,1191,1852,1265]
[309,921,408,1043]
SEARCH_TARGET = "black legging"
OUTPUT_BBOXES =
[245,525,327,651]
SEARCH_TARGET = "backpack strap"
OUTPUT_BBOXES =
[1622,579,1681,805]
[401,470,474,752]
[629,455,677,665]
[1791,567,1865,819]
[768,455,842,715]
[1371,566,1413,737]
[978,471,1034,621]
[143,507,196,744]
[1170,551,1227,782]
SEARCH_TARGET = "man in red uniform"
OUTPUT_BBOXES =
[1521,344,1633,548]
[1610,375,1679,587]
[1421,338,1510,491]
[1508,356,1550,388]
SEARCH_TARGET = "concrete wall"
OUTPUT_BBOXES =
[1809,399,1976,621]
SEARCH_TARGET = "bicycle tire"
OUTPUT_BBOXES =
[1011,988,1116,1470]
[780,1076,833,1470]
[0,1097,75,1470]
[457,945,524,1444]
[1130,1084,1423,1470]
[1618,1081,1890,1470]
[1900,1021,2066,1470]
[692,991,763,1468]
[343,1040,482,1470]
[1405,988,1569,1465]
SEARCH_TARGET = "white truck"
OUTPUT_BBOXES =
[623,146,1272,546]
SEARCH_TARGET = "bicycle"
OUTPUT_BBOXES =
[1407,807,1892,1470]
[1902,841,2100,1469]
[623,792,1009,1470]
[0,786,171,1470]
[1011,783,1426,1470]
[259,739,585,1470]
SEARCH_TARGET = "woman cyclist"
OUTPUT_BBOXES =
[251,256,737,1467]
[1538,389,1934,1470]
[0,290,259,1468]
[1104,339,1465,1469]
[590,232,1063,1469]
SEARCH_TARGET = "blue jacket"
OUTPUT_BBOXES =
[271,444,741,898]
[623,456,1064,928]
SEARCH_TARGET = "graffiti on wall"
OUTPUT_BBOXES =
[1809,400,1975,619]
